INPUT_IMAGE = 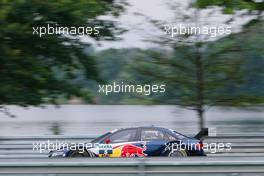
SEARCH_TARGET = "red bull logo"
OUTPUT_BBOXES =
[120,144,147,157]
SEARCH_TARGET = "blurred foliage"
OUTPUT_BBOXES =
[195,0,264,14]
[94,48,157,104]
[0,0,122,106]
[1,0,263,115]
[94,21,264,106]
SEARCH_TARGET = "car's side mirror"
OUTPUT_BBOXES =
[105,138,111,144]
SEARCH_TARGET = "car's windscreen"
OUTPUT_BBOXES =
[91,132,111,143]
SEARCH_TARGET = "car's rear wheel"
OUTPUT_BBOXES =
[68,150,93,158]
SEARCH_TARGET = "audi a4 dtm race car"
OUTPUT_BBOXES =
[49,126,208,158]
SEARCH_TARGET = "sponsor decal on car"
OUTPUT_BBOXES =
[106,143,147,157]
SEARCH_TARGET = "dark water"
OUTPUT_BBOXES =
[0,105,263,136]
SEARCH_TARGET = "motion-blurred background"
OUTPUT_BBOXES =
[0,0,263,136]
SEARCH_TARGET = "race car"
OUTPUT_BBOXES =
[49,126,208,158]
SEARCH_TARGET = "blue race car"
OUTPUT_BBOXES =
[49,126,208,158]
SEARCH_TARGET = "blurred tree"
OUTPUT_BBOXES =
[190,0,264,129]
[135,21,263,129]
[133,0,263,130]
[0,0,122,112]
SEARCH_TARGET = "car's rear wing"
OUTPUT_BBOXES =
[194,128,208,140]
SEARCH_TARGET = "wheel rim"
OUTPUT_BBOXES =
[70,152,85,157]
[168,150,187,157]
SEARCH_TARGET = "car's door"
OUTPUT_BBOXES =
[103,128,143,157]
[139,127,169,156]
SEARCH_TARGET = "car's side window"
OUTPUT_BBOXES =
[109,129,137,143]
[165,132,177,141]
[141,129,166,141]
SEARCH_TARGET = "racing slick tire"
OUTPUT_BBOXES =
[68,150,94,158]
[167,150,188,157]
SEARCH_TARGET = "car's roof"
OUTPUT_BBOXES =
[116,126,164,129]
[114,126,190,139]
[115,126,173,132]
